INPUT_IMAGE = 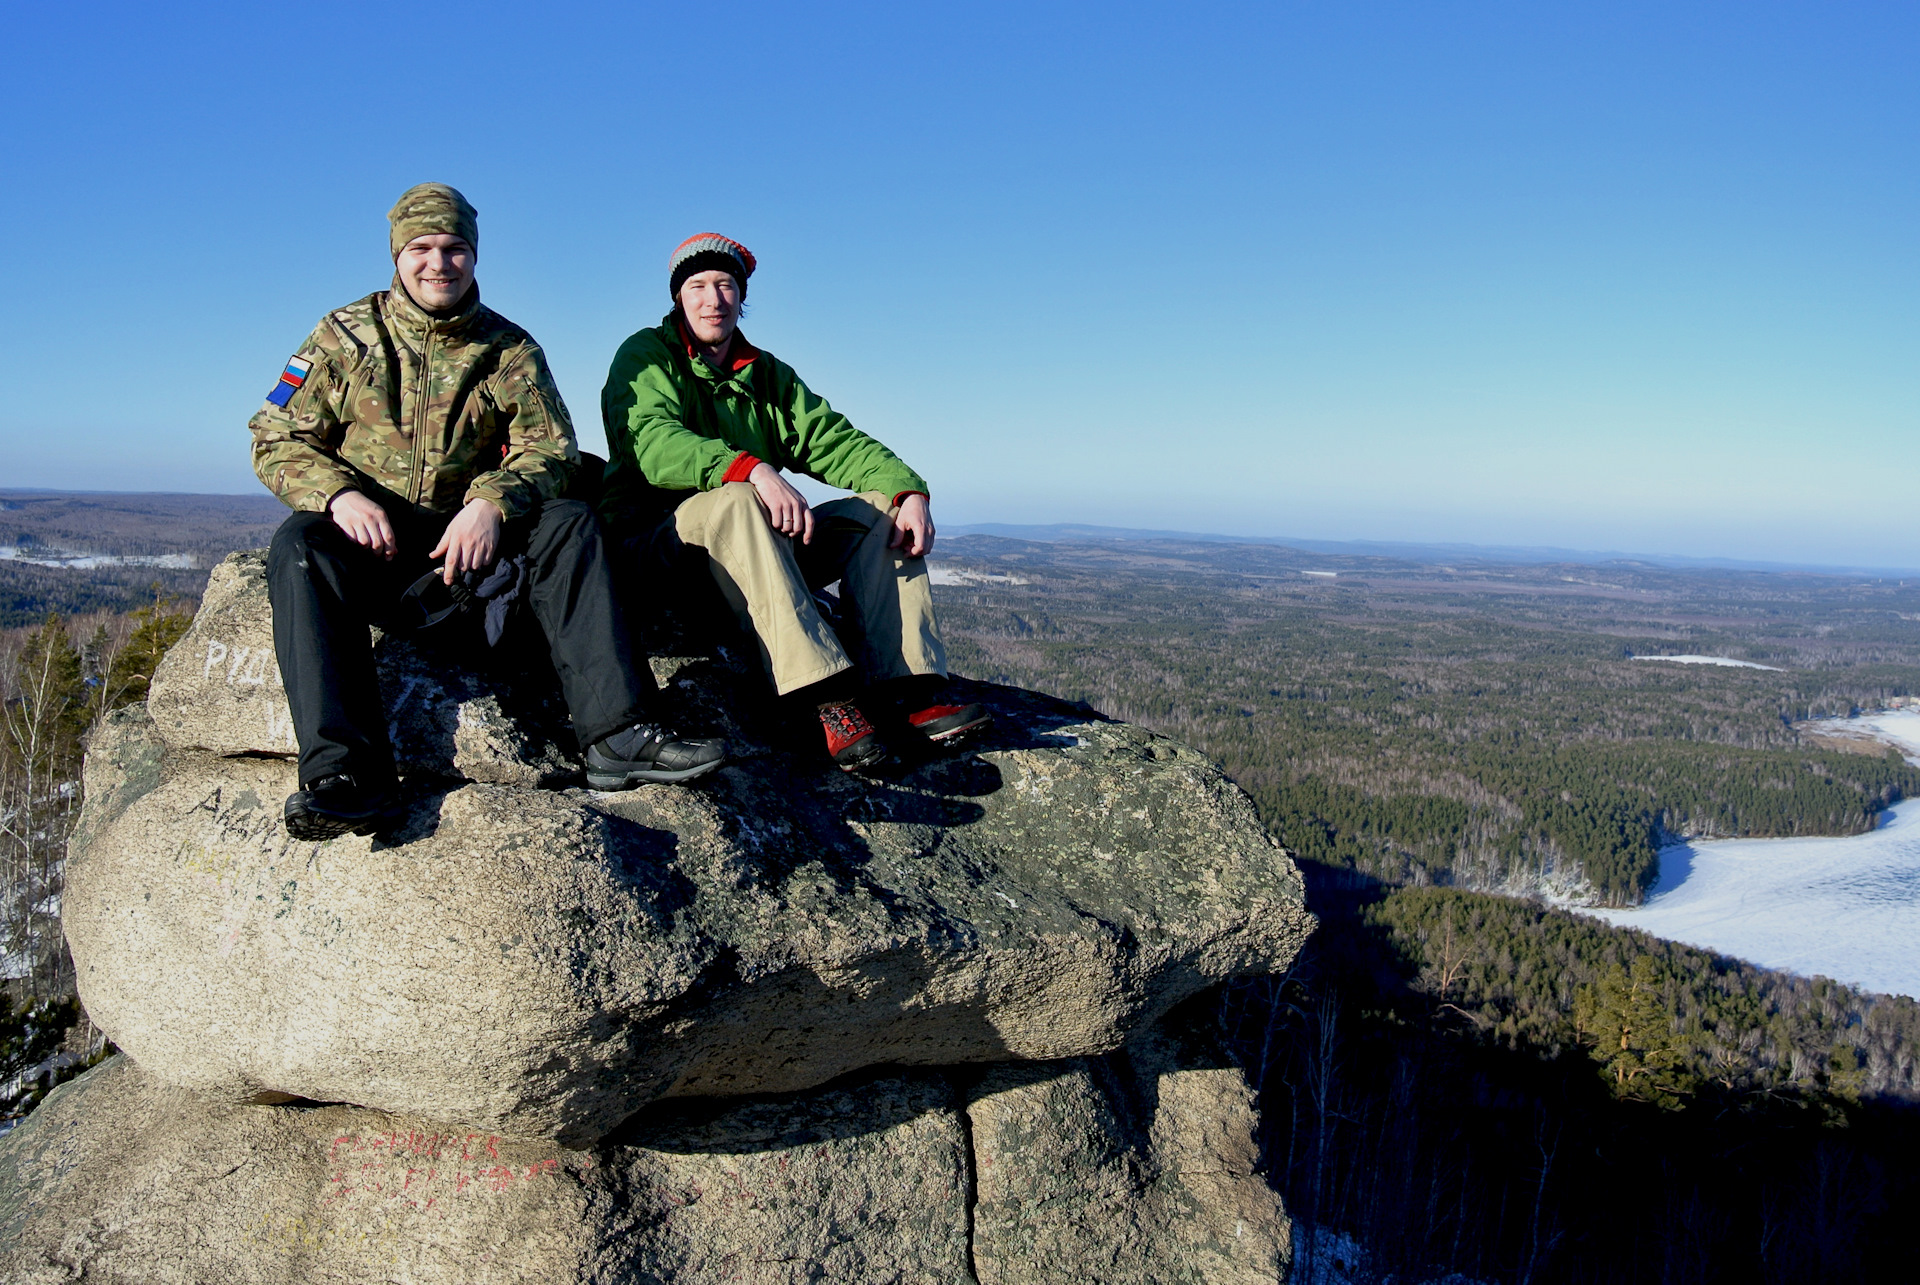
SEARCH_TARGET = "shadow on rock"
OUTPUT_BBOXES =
[606,1064,962,1155]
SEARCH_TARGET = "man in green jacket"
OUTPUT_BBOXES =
[253,184,725,840]
[600,233,987,771]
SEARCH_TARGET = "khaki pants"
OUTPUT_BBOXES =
[669,483,947,695]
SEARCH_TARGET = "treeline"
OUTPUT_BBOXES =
[0,491,281,627]
[1240,740,1917,904]
[0,561,211,629]
[0,598,189,1003]
[1369,887,1919,1104]
[1219,880,1920,1282]
[0,491,284,560]
[0,597,187,1118]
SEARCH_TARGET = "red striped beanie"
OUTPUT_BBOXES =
[669,233,756,298]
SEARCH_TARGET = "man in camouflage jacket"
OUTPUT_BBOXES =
[252,183,724,840]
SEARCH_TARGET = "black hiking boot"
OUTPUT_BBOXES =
[284,774,402,842]
[585,723,728,789]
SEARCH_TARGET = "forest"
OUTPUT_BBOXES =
[0,489,282,1110]
[935,533,1920,1282]
[935,535,1920,905]
[1215,881,1920,1283]
[0,490,283,627]
[0,594,191,1114]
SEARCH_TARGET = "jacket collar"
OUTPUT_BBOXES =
[388,273,483,339]
[670,311,760,378]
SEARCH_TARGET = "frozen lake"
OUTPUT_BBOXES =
[1590,711,1920,998]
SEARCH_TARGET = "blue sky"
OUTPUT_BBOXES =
[2,2,1914,567]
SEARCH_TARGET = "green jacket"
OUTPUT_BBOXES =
[599,314,928,521]
[250,279,577,518]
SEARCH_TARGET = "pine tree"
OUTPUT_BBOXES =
[84,586,191,720]
[3,615,88,776]
[1575,956,1689,1103]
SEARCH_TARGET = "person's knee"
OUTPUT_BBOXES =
[539,498,592,530]
[829,492,889,522]
[268,511,334,573]
[701,482,777,537]
[814,494,890,542]
[713,482,761,514]
[526,498,601,561]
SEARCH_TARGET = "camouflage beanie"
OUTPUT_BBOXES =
[388,183,479,258]
[669,232,756,299]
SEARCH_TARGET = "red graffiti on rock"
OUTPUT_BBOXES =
[321,1129,563,1215]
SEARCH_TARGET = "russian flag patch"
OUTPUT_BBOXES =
[266,356,314,408]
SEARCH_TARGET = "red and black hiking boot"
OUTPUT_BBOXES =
[819,699,891,773]
[906,698,993,746]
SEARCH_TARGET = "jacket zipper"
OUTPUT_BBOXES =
[408,333,434,505]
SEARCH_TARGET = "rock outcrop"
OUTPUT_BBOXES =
[0,1010,1281,1283]
[145,552,579,785]
[6,549,1313,1281]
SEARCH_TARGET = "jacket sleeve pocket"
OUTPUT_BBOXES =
[463,347,579,518]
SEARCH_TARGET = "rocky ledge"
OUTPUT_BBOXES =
[65,552,1313,1144]
[0,1008,1284,1284]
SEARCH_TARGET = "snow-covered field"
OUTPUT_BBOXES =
[927,566,1030,586]
[1827,708,1920,762]
[1630,654,1782,671]
[1590,712,1920,998]
[0,546,195,570]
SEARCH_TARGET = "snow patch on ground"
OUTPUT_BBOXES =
[1631,654,1782,671]
[927,566,1030,586]
[1499,858,1602,908]
[1809,708,1920,764]
[0,546,196,570]
[1588,801,1920,999]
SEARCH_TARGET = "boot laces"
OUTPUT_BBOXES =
[818,700,876,754]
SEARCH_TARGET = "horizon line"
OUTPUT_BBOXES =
[945,521,1920,580]
[4,488,1914,580]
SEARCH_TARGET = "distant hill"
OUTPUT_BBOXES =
[947,522,1920,579]
[0,490,285,626]
[0,490,285,559]
[7,491,1913,629]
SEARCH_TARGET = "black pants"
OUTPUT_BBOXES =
[267,496,655,788]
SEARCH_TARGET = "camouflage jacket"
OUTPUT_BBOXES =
[249,278,577,518]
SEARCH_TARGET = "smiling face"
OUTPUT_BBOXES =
[395,233,476,310]
[677,269,743,349]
